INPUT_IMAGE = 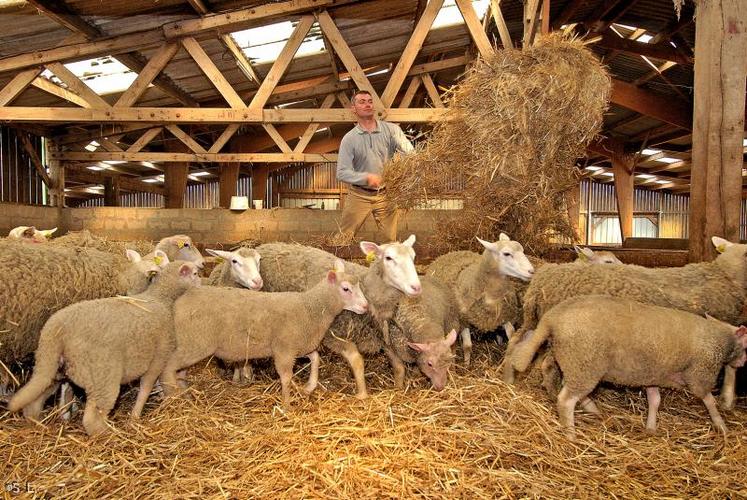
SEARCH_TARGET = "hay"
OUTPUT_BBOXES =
[2,340,745,498]
[49,230,155,257]
[384,34,610,255]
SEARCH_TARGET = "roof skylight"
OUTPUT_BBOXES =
[232,21,325,64]
[432,0,490,29]
[44,56,140,96]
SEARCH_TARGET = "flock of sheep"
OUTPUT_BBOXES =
[2,225,746,440]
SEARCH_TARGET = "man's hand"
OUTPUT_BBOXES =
[366,173,382,188]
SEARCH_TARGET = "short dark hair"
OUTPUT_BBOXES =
[351,89,372,102]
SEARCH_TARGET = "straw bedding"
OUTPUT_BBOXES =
[2,340,745,498]
[383,34,610,255]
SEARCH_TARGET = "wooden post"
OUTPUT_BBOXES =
[688,0,747,262]
[252,165,269,208]
[566,182,581,240]
[164,162,188,208]
[104,176,120,206]
[219,162,240,208]
[612,154,635,242]
[46,140,65,207]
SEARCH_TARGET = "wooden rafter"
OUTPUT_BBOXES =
[165,124,208,154]
[51,151,338,163]
[262,124,293,153]
[31,76,90,108]
[523,0,542,47]
[209,124,241,154]
[0,68,42,106]
[46,62,110,108]
[115,43,180,108]
[489,0,513,49]
[181,37,246,109]
[455,0,494,58]
[611,79,692,130]
[294,93,336,153]
[18,133,52,187]
[127,127,163,153]
[399,77,421,108]
[65,164,165,194]
[596,32,692,65]
[421,74,444,108]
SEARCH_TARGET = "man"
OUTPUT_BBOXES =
[335,89,415,243]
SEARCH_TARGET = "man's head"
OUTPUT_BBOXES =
[351,89,375,119]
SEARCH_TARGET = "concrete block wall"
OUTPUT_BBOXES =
[0,202,60,236]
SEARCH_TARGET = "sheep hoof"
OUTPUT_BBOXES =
[720,395,735,411]
[644,426,657,436]
[302,384,316,396]
[354,390,368,400]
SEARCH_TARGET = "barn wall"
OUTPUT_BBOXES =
[0,202,59,236]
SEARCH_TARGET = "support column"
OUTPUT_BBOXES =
[252,165,269,208]
[219,162,240,208]
[612,154,635,242]
[104,176,120,206]
[689,0,747,262]
[46,140,65,207]
[164,162,188,208]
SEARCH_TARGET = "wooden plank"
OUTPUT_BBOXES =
[50,151,339,163]
[165,162,189,208]
[541,0,550,34]
[0,107,449,123]
[0,68,42,106]
[612,154,635,240]
[455,0,494,58]
[127,127,163,153]
[165,124,208,154]
[186,0,209,14]
[115,43,180,107]
[31,77,90,107]
[552,0,586,29]
[47,62,110,108]
[56,124,153,145]
[209,124,241,153]
[399,77,421,108]
[596,32,692,64]
[315,11,384,109]
[221,34,261,85]
[262,124,293,153]
[321,31,340,81]
[65,164,165,194]
[523,0,542,47]
[294,93,336,153]
[219,162,240,207]
[249,15,315,110]
[181,37,246,109]
[611,79,692,130]
[337,91,351,107]
[489,0,513,49]
[163,0,333,38]
[98,137,124,152]
[18,133,52,187]
[421,74,444,108]
[380,0,444,107]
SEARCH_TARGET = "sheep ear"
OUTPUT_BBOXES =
[711,236,733,253]
[402,234,416,247]
[206,248,232,261]
[327,269,338,284]
[333,258,345,273]
[178,263,192,277]
[477,237,495,252]
[126,249,142,263]
[23,227,36,238]
[579,247,594,259]
[498,233,510,241]
[735,325,747,337]
[40,227,57,237]
[359,241,381,258]
[444,329,458,346]
[407,341,429,352]
[154,250,170,267]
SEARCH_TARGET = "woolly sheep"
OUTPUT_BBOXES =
[256,236,422,398]
[8,260,201,436]
[573,245,622,265]
[205,247,263,290]
[162,260,368,407]
[502,236,747,394]
[147,234,205,269]
[48,229,154,256]
[7,226,57,243]
[510,295,747,439]
[426,234,535,365]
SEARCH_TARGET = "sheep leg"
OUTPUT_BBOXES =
[541,353,562,399]
[556,386,580,440]
[382,345,406,390]
[720,365,736,410]
[83,384,120,436]
[58,382,78,421]
[335,340,368,399]
[701,392,727,434]
[160,359,182,398]
[579,397,600,415]
[130,366,162,419]
[273,354,296,408]
[177,369,188,390]
[502,322,515,341]
[232,364,254,384]
[501,330,526,384]
[644,386,660,434]
[303,351,320,395]
[460,327,472,366]
[22,382,60,421]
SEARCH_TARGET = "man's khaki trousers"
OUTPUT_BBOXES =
[338,187,399,242]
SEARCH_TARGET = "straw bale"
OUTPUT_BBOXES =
[2,340,745,498]
[49,230,154,256]
[384,34,610,255]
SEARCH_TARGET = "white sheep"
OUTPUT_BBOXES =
[8,260,201,436]
[573,245,622,264]
[162,259,368,407]
[205,247,263,290]
[7,226,57,243]
[510,295,747,439]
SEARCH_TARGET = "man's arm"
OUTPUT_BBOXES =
[336,136,368,185]
[388,123,415,154]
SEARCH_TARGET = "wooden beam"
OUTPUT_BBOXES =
[127,127,163,153]
[64,164,165,194]
[315,10,384,110]
[55,124,153,146]
[252,165,269,207]
[523,0,542,47]
[541,0,550,34]
[249,15,315,110]
[46,62,110,108]
[398,77,421,108]
[219,162,240,208]
[0,107,449,123]
[612,154,635,240]
[31,76,90,107]
[381,0,444,107]
[455,0,494,58]
[320,30,340,81]
[209,124,240,153]
[18,133,52,187]
[596,32,692,65]
[50,151,339,163]
[186,0,209,14]
[262,124,293,153]
[165,124,208,154]
[0,68,42,106]
[181,37,246,109]
[294,93,336,153]
[115,43,180,107]
[421,73,444,108]
[610,79,692,130]
[221,34,261,85]
[552,0,585,29]
[104,176,121,206]
[489,0,513,49]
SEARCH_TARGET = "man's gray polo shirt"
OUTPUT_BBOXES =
[336,120,414,187]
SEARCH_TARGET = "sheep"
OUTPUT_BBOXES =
[426,234,535,365]
[47,229,155,256]
[161,259,368,407]
[510,295,747,439]
[8,260,201,436]
[7,226,57,243]
[255,236,423,398]
[146,234,205,269]
[205,247,263,290]
[573,245,622,264]
[502,235,747,397]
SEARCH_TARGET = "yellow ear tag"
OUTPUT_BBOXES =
[216,257,224,264]
[177,241,185,249]
[365,251,376,264]
[716,244,726,254]
[153,255,163,266]
[577,252,588,261]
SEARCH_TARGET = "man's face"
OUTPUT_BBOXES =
[352,93,374,119]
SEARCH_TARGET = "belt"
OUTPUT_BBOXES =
[352,185,385,194]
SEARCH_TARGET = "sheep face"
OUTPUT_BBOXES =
[8,226,56,243]
[408,329,458,391]
[161,235,205,269]
[712,236,747,288]
[574,246,622,264]
[206,248,263,290]
[360,234,422,297]
[478,234,534,281]
[328,260,368,314]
